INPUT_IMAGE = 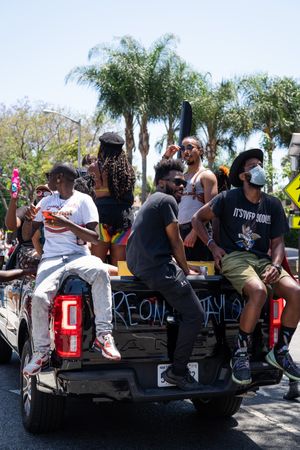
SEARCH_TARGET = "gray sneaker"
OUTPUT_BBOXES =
[161,366,200,391]
[266,348,300,381]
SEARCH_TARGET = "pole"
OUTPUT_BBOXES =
[77,120,81,169]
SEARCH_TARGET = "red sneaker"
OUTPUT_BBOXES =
[93,333,121,361]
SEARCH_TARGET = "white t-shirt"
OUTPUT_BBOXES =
[35,190,99,258]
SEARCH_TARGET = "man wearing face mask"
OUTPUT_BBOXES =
[192,149,300,386]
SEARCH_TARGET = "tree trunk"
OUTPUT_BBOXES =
[262,131,275,193]
[206,138,217,169]
[166,117,175,146]
[124,113,135,165]
[138,114,150,203]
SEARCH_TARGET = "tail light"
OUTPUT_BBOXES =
[54,295,82,358]
[269,297,284,348]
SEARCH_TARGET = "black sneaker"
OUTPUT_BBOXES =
[266,348,300,381]
[161,366,200,391]
[230,349,252,385]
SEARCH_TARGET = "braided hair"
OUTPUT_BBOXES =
[100,149,136,201]
[74,174,96,200]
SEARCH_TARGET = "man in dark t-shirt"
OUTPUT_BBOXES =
[192,148,300,386]
[126,159,204,391]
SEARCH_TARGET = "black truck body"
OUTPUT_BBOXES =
[0,269,282,433]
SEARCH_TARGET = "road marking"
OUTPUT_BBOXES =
[9,389,20,395]
[242,406,300,437]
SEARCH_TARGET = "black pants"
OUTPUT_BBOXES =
[139,262,204,375]
[180,222,212,261]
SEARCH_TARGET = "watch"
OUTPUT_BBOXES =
[271,263,282,274]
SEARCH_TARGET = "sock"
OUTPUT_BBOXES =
[274,325,296,353]
[233,329,252,355]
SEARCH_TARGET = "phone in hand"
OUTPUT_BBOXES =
[42,211,54,220]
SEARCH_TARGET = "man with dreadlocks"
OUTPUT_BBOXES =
[88,132,136,266]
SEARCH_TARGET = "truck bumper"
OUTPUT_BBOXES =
[36,361,282,401]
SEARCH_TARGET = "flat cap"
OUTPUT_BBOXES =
[99,132,124,147]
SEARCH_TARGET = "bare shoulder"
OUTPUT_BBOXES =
[201,169,217,183]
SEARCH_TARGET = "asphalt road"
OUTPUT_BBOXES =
[0,328,299,450]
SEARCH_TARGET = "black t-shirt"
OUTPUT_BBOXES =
[210,188,289,259]
[126,192,178,276]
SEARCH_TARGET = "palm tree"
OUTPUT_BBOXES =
[67,34,180,202]
[192,79,251,169]
[154,55,205,152]
[239,74,300,192]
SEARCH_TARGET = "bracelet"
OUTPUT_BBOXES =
[206,238,214,247]
[162,155,169,160]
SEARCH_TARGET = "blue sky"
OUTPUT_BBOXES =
[1,0,300,178]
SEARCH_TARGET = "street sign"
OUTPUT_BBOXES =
[291,215,300,229]
[284,173,300,208]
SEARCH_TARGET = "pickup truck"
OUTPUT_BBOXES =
[0,256,282,434]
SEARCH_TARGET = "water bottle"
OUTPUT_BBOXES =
[11,168,20,198]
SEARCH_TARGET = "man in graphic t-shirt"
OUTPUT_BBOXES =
[22,163,121,376]
[192,148,300,386]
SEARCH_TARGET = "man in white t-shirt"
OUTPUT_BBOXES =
[22,163,121,376]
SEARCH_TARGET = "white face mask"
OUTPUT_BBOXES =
[249,165,266,187]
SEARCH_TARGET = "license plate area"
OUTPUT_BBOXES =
[157,362,199,387]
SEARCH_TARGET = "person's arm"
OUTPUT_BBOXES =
[47,213,100,245]
[262,236,285,284]
[201,171,218,204]
[32,229,43,256]
[192,203,226,270]
[165,222,190,275]
[0,268,35,282]
[5,198,21,231]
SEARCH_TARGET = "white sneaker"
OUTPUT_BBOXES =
[23,352,49,376]
[93,333,121,361]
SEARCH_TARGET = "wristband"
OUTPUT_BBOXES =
[206,238,214,247]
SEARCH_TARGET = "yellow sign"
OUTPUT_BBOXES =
[284,173,300,208]
[291,215,300,229]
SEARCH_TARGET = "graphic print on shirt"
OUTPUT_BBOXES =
[236,223,261,251]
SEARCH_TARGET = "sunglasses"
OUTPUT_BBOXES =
[36,190,52,198]
[180,144,196,152]
[163,178,187,187]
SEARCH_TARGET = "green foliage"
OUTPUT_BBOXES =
[285,228,299,248]
[192,78,252,167]
[0,99,110,224]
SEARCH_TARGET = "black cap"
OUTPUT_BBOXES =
[229,149,264,187]
[99,132,124,147]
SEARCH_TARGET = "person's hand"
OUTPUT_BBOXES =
[23,267,37,278]
[88,162,100,178]
[261,265,281,285]
[183,230,197,248]
[24,204,40,221]
[163,144,180,159]
[46,213,71,228]
[210,243,226,271]
[188,268,199,275]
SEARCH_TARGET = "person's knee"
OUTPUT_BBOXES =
[32,290,49,309]
[243,281,267,307]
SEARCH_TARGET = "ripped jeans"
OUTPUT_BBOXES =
[32,254,112,353]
